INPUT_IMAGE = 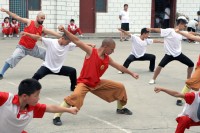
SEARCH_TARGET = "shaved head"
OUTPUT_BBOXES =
[101,38,116,47]
[36,12,45,25]
[37,12,45,17]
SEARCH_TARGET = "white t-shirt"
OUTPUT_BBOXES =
[164,8,170,19]
[161,28,183,57]
[178,92,200,122]
[42,37,76,73]
[119,10,129,23]
[130,34,153,58]
[187,20,198,29]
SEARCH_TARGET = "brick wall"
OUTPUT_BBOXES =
[177,0,199,21]
[0,0,199,33]
[96,0,152,33]
[29,0,79,31]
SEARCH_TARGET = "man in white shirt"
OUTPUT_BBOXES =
[148,16,194,85]
[119,4,129,42]
[21,29,77,91]
[163,4,170,28]
[187,19,198,32]
[118,28,163,73]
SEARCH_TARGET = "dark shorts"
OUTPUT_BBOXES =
[158,53,194,68]
[121,23,129,31]
[187,27,196,32]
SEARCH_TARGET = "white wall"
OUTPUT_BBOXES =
[0,0,200,33]
[29,0,79,31]
[177,0,200,21]
[96,0,152,33]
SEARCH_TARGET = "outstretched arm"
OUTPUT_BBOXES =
[154,87,184,98]
[59,25,92,55]
[0,8,30,24]
[153,39,164,43]
[118,28,131,37]
[46,105,79,114]
[109,58,139,79]
[147,28,161,33]
[21,32,42,41]
[43,27,62,38]
[176,30,200,42]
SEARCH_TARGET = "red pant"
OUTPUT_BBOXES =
[69,28,82,35]
[2,28,13,35]
[175,116,200,133]
[12,27,19,34]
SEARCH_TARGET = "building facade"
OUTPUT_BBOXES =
[0,0,199,33]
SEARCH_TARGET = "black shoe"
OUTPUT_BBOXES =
[149,69,154,72]
[116,108,132,115]
[0,74,3,80]
[124,39,129,41]
[53,117,62,126]
[176,100,183,106]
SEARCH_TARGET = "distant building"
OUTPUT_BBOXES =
[0,0,199,33]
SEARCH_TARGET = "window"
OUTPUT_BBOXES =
[9,0,28,31]
[28,0,41,11]
[96,0,107,12]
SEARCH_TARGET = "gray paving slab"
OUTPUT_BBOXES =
[0,38,200,133]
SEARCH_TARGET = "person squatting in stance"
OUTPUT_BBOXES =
[118,28,163,74]
[175,29,200,106]
[21,29,77,91]
[52,26,139,126]
[155,87,200,133]
[0,8,62,80]
[148,16,194,85]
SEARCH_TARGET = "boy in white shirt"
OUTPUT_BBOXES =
[22,28,77,91]
[0,78,78,133]
[148,16,194,85]
[154,86,200,133]
[118,28,163,73]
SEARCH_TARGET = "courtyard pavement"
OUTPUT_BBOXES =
[0,37,199,133]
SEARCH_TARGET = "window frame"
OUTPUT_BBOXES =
[28,0,41,11]
[96,0,107,13]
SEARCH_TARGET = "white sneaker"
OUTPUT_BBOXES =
[3,35,7,38]
[16,34,19,38]
[9,35,13,38]
[79,34,83,37]
[118,71,123,74]
[149,79,155,84]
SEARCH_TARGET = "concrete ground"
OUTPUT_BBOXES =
[0,37,200,133]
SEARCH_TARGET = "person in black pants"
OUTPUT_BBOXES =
[21,28,79,91]
[118,28,163,73]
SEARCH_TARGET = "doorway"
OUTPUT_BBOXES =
[79,0,96,33]
[151,0,176,28]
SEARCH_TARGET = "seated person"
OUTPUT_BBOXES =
[67,19,83,37]
[187,19,198,43]
[2,17,12,38]
[11,18,20,37]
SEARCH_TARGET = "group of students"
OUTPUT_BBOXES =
[0,8,139,133]
[2,16,20,38]
[1,7,200,133]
